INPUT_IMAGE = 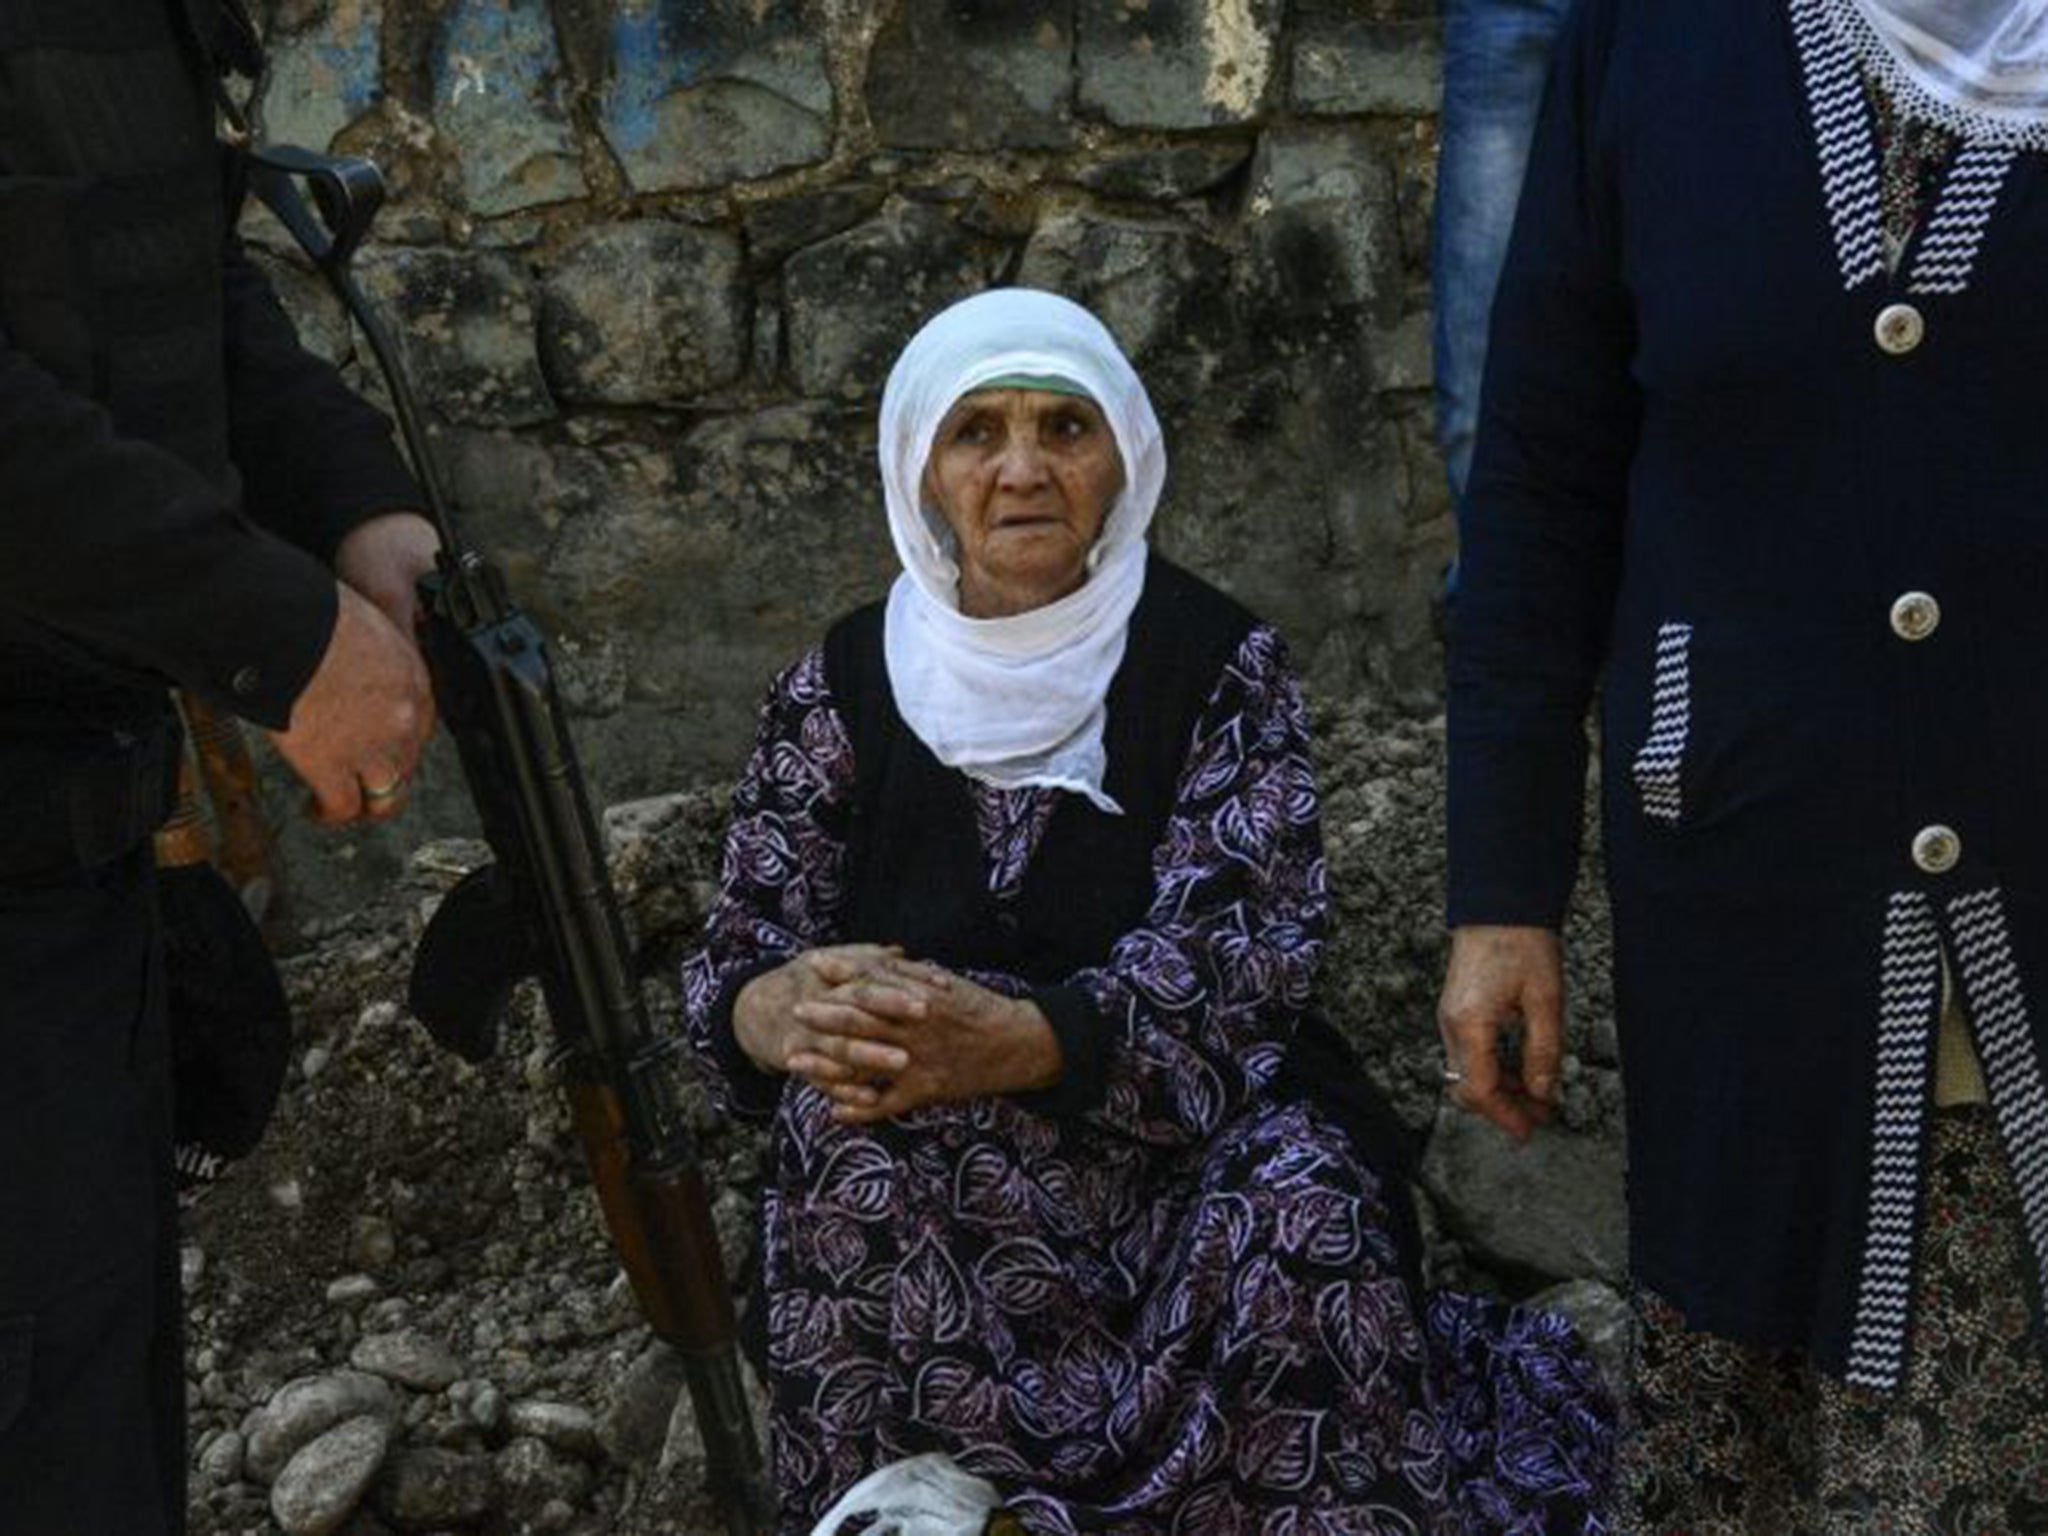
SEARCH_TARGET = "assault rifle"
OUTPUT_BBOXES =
[245,148,773,1534]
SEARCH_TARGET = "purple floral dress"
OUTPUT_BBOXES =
[683,627,1613,1534]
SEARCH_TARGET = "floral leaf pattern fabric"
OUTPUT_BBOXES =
[682,628,1614,1533]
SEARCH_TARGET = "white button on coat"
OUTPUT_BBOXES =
[1875,302,1926,356]
[1913,824,1961,874]
[1891,591,1941,642]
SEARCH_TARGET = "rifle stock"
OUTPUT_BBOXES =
[247,148,774,1534]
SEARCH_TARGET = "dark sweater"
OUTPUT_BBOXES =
[1448,0,2048,1386]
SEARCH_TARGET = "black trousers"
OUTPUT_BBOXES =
[0,850,184,1535]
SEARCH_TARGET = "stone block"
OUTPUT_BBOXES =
[541,443,692,636]
[244,1371,400,1485]
[1072,141,1253,202]
[1015,212,1234,370]
[742,184,890,267]
[435,428,565,579]
[783,204,987,399]
[1293,16,1444,118]
[539,222,746,404]
[259,0,384,153]
[271,1416,391,1536]
[357,248,555,428]
[1245,124,1402,317]
[348,1329,463,1393]
[1370,302,1434,393]
[1078,0,1283,129]
[546,407,895,766]
[1420,1105,1628,1286]
[597,1342,688,1467]
[433,0,588,216]
[867,2,1075,151]
[372,1447,497,1529]
[540,407,894,702]
[594,0,834,192]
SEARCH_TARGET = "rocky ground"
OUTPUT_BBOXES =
[183,699,1628,1536]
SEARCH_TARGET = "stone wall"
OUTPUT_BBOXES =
[240,0,1450,920]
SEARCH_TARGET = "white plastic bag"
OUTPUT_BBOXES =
[808,1452,1003,1536]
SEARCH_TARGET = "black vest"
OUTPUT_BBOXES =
[822,556,1255,979]
[823,557,1427,1278]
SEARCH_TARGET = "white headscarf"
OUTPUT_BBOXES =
[1837,0,2048,146]
[877,289,1164,815]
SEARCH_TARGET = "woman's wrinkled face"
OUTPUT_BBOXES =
[921,388,1126,619]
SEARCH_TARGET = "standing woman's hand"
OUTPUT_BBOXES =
[1437,925,1566,1141]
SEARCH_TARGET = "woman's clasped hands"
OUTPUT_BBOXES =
[732,945,1062,1123]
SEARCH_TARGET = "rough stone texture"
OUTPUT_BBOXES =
[497,1436,595,1522]
[197,1428,247,1489]
[434,0,589,216]
[539,223,746,404]
[1421,1107,1629,1287]
[1071,141,1254,202]
[585,0,835,192]
[258,0,384,153]
[349,1329,464,1392]
[356,248,554,428]
[740,183,890,268]
[1247,124,1404,318]
[783,202,989,400]
[243,1371,400,1484]
[1293,7,1445,119]
[505,1400,602,1458]
[596,1342,689,1468]
[373,1447,498,1529]
[867,2,1076,151]
[270,1416,393,1536]
[1078,0,1285,128]
[1016,212,1235,375]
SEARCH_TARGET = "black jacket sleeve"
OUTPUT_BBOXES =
[0,330,339,730]
[1445,0,1641,929]
[222,239,422,566]
[0,235,425,731]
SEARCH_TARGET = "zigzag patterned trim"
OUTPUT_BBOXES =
[1816,0,2048,154]
[1945,889,2048,1291]
[1844,890,1942,1390]
[1631,622,1693,824]
[1908,142,2019,295]
[1791,0,1887,290]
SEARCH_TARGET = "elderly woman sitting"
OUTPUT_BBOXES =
[682,290,1610,1533]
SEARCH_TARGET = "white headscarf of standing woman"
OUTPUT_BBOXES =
[877,289,1165,815]
[1839,0,2048,146]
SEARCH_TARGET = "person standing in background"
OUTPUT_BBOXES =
[1432,0,1573,544]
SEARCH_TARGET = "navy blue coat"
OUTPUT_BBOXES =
[1447,0,2048,1387]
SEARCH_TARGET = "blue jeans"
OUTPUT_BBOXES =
[1433,0,1574,521]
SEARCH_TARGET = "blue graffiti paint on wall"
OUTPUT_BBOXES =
[315,28,381,119]
[435,0,566,116]
[602,0,717,158]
